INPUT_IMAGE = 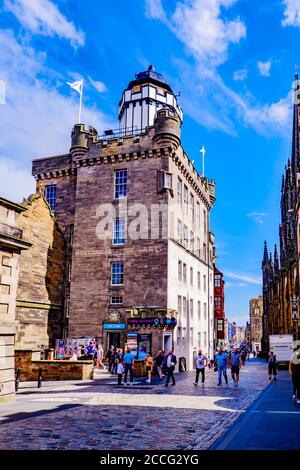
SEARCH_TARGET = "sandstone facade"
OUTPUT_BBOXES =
[31,69,216,369]
[16,194,65,350]
[0,198,30,402]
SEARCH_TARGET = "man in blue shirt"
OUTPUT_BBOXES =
[215,347,228,386]
[230,348,241,387]
[123,349,135,386]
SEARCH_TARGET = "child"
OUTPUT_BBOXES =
[117,359,124,385]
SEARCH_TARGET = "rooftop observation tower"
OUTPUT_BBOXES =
[118,65,183,136]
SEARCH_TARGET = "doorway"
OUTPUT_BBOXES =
[163,333,172,353]
[107,332,121,350]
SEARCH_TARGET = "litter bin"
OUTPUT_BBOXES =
[179,357,186,372]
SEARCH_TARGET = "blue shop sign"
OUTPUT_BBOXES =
[103,323,126,330]
[163,317,177,326]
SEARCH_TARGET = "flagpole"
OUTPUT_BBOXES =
[200,146,206,177]
[78,80,83,123]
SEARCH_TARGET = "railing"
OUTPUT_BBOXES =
[98,126,145,140]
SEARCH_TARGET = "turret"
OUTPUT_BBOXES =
[118,65,183,136]
[153,108,181,150]
[70,124,98,159]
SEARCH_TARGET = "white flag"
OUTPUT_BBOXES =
[67,79,83,95]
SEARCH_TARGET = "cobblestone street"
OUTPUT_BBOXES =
[0,359,272,450]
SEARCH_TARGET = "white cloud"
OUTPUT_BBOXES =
[257,60,272,77]
[225,282,247,288]
[233,68,247,81]
[282,0,300,27]
[145,0,291,136]
[145,0,167,22]
[171,0,246,67]
[223,270,261,285]
[4,0,85,47]
[247,211,268,225]
[89,77,107,94]
[0,158,35,202]
[0,29,114,202]
[244,92,292,132]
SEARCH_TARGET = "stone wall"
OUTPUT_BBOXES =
[15,194,65,350]
[15,350,93,381]
[0,326,15,402]
[0,198,31,402]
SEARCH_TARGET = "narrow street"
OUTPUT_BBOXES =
[212,368,300,450]
[0,359,291,450]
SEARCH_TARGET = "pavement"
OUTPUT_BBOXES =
[0,359,285,450]
[212,369,300,450]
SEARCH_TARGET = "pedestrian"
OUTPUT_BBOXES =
[80,344,86,359]
[253,350,256,359]
[241,349,247,366]
[117,358,124,386]
[154,350,165,380]
[268,350,277,381]
[289,346,300,403]
[111,347,119,374]
[215,347,228,386]
[193,349,207,385]
[107,345,115,373]
[230,347,241,387]
[163,349,177,387]
[145,352,153,383]
[87,341,95,360]
[123,348,135,386]
[96,344,106,370]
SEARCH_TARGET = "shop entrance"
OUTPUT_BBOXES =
[163,333,172,353]
[107,332,121,350]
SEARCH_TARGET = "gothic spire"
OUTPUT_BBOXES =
[263,240,268,263]
[274,244,279,275]
[291,73,300,173]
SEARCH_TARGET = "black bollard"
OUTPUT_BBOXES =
[15,368,20,392]
[37,367,42,388]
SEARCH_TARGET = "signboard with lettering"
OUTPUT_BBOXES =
[103,323,126,330]
[216,318,225,340]
[127,317,161,327]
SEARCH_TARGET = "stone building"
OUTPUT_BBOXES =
[0,198,30,402]
[16,194,65,351]
[32,66,216,369]
[262,74,300,349]
[249,295,263,353]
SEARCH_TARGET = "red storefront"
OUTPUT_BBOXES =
[214,267,225,343]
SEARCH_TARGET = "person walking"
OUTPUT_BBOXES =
[107,345,115,373]
[215,347,228,386]
[193,349,207,385]
[87,341,95,360]
[96,344,106,370]
[111,348,119,374]
[268,350,277,381]
[230,347,241,387]
[117,358,124,386]
[241,349,247,366]
[154,350,165,380]
[164,350,177,387]
[289,346,300,403]
[145,352,153,383]
[123,348,135,386]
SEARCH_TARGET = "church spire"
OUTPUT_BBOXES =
[274,244,279,276]
[263,240,269,263]
[291,73,300,173]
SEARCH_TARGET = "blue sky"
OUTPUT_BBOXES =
[1,0,300,325]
